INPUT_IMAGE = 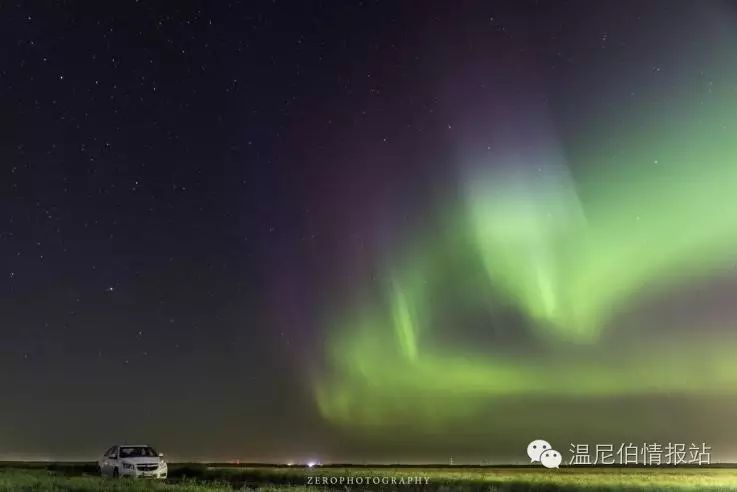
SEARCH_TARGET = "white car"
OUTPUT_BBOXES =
[98,444,168,479]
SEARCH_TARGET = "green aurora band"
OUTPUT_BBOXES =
[315,63,737,431]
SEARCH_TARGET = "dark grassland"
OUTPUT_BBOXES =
[1,462,737,491]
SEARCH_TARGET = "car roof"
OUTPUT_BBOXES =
[117,444,152,447]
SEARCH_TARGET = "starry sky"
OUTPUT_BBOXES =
[4,0,737,463]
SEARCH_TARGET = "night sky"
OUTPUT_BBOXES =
[4,0,737,463]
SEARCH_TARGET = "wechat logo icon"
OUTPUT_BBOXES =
[526,439,561,469]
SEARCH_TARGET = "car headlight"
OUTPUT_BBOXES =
[122,462,135,470]
[159,461,167,469]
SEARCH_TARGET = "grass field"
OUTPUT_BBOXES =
[1,463,737,491]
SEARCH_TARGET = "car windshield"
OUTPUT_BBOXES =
[119,446,158,458]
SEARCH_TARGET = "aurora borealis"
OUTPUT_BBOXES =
[314,2,737,460]
[6,0,737,464]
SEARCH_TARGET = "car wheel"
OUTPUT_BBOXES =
[112,467,119,478]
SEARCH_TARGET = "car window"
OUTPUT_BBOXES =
[103,447,113,457]
[119,446,157,458]
[108,447,118,458]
